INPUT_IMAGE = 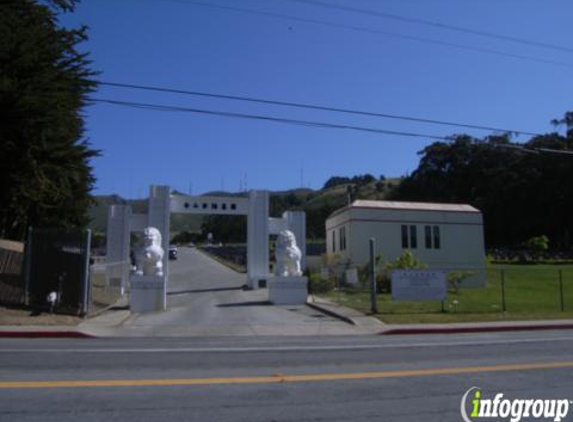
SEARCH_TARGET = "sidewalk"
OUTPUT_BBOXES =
[307,296,573,335]
[3,296,573,337]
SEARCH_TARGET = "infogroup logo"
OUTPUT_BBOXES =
[461,387,571,422]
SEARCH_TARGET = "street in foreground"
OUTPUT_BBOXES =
[1,331,572,422]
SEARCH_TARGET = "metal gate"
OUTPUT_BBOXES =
[25,228,91,316]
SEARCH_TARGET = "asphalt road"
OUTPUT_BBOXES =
[1,331,573,422]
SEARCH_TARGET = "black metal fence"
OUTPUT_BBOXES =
[25,228,92,316]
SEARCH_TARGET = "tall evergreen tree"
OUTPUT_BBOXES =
[0,0,98,240]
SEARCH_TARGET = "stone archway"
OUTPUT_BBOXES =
[105,186,305,309]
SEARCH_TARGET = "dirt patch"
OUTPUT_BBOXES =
[0,306,82,326]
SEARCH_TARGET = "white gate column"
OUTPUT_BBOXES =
[105,205,131,294]
[247,190,269,289]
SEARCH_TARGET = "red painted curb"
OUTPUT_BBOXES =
[380,324,573,335]
[0,331,95,338]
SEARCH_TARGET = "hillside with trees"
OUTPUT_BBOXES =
[391,112,573,249]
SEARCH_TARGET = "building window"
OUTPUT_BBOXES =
[425,226,432,249]
[202,203,208,209]
[410,225,417,249]
[433,226,441,249]
[339,226,346,251]
[401,225,408,248]
[231,203,237,210]
[211,203,218,210]
[332,230,337,252]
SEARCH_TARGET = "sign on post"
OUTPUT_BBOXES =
[345,268,359,285]
[391,270,447,302]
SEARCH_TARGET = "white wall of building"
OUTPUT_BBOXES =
[326,201,487,286]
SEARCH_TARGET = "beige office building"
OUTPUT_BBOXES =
[325,200,487,286]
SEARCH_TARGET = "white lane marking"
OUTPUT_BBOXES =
[1,336,573,353]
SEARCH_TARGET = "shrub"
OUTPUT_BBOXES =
[525,235,549,252]
[380,251,427,292]
[357,250,427,293]
[447,270,475,293]
[309,272,335,294]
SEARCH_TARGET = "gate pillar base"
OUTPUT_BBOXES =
[268,276,308,305]
[129,275,166,313]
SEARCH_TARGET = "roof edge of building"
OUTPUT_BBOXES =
[327,200,480,220]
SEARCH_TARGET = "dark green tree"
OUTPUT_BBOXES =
[390,121,573,249]
[200,215,247,244]
[0,0,98,240]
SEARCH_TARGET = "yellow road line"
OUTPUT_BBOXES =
[1,361,572,390]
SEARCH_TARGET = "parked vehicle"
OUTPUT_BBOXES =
[168,245,178,260]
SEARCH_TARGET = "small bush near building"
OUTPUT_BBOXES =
[309,272,335,294]
[447,270,476,293]
[357,250,427,293]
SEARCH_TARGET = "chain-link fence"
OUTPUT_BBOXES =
[87,259,128,316]
[321,266,573,316]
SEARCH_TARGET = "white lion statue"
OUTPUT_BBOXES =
[135,227,164,277]
[275,230,302,277]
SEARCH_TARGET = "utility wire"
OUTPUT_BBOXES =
[90,97,573,156]
[288,0,573,54]
[495,144,573,156]
[0,84,543,136]
[99,81,543,137]
[89,97,453,141]
[152,0,573,69]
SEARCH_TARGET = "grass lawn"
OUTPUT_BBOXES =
[322,264,573,324]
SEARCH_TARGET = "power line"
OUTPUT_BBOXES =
[90,97,573,156]
[288,0,573,54]
[496,144,573,156]
[0,84,548,137]
[149,0,573,69]
[99,81,543,137]
[88,97,453,141]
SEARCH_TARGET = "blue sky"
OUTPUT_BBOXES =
[61,0,573,197]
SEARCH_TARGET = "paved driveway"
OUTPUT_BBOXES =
[114,247,362,336]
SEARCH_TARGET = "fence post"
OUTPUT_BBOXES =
[23,227,33,306]
[369,238,378,314]
[559,269,565,312]
[80,229,92,317]
[501,269,507,313]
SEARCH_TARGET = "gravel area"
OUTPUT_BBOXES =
[0,306,82,326]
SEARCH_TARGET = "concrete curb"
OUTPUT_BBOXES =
[0,330,95,338]
[380,323,573,336]
[306,301,357,326]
